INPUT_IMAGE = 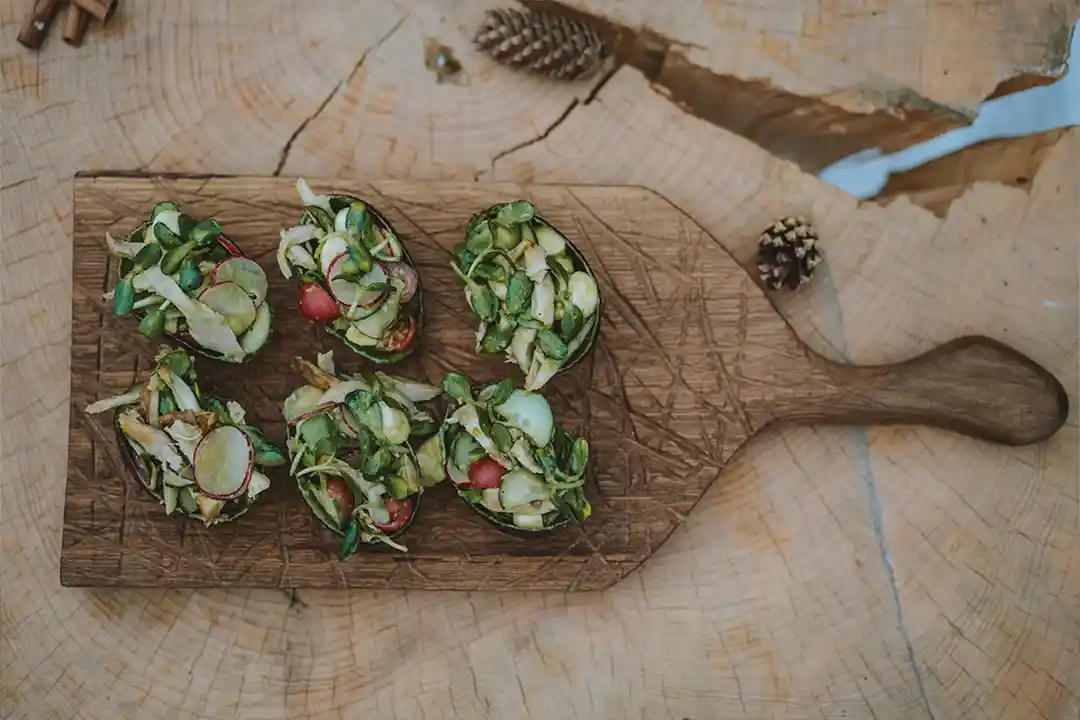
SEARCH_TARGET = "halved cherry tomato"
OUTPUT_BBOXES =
[298,282,340,324]
[385,262,419,302]
[373,497,414,533]
[325,476,355,521]
[378,315,417,352]
[468,457,506,489]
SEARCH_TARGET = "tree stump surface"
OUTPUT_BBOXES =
[3,1,1077,718]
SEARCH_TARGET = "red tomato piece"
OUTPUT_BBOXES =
[325,476,355,522]
[373,497,414,533]
[468,457,506,489]
[378,315,417,352]
[298,282,340,324]
[385,262,419,302]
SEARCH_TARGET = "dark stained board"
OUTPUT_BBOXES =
[61,174,1068,590]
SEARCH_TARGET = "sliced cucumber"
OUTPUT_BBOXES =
[453,433,481,471]
[481,488,504,513]
[417,435,445,486]
[193,426,253,499]
[239,301,273,355]
[447,461,471,486]
[163,469,194,488]
[178,487,198,514]
[513,514,545,530]
[329,259,388,309]
[198,282,257,335]
[535,225,567,255]
[163,484,179,515]
[498,469,550,510]
[349,280,401,337]
[345,325,380,347]
[493,390,554,447]
[212,258,268,306]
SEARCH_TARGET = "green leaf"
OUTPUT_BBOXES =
[442,372,473,404]
[132,243,164,273]
[409,419,439,437]
[560,304,583,342]
[546,255,570,287]
[536,329,568,361]
[469,285,499,323]
[299,413,337,452]
[158,391,177,416]
[480,322,513,354]
[138,309,167,339]
[304,205,335,233]
[239,425,285,466]
[490,423,514,454]
[550,425,573,464]
[113,276,135,316]
[339,518,360,560]
[177,213,197,240]
[536,448,558,475]
[178,257,202,292]
[495,200,535,226]
[190,219,222,246]
[345,388,375,413]
[460,488,484,504]
[453,242,476,272]
[200,396,230,424]
[505,270,533,316]
[153,222,183,248]
[492,224,520,251]
[156,349,193,379]
[345,202,367,236]
[487,378,515,407]
[549,490,577,524]
[363,448,392,477]
[152,201,179,218]
[160,240,195,274]
[465,221,494,254]
[515,316,545,330]
[475,406,494,437]
[569,437,589,475]
[472,261,508,284]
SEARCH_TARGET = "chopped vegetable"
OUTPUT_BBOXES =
[87,346,282,526]
[104,203,274,362]
[277,178,424,363]
[284,351,444,557]
[452,201,602,389]
[440,372,591,532]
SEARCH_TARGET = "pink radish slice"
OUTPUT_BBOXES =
[193,426,253,499]
[326,254,389,309]
[286,402,342,428]
[198,282,257,334]
[216,235,242,257]
[211,257,268,305]
[384,262,418,302]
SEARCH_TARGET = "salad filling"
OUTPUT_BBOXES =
[105,202,274,362]
[277,178,423,364]
[283,351,444,557]
[436,372,591,532]
[85,347,284,526]
[451,200,602,390]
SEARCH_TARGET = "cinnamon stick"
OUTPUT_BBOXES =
[71,0,117,23]
[63,4,91,46]
[17,0,63,50]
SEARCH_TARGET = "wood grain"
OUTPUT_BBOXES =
[5,2,1078,717]
[61,174,1068,591]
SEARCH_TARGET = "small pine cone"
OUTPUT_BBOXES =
[473,7,609,81]
[756,217,822,291]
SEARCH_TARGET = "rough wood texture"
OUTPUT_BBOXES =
[4,1,1078,718]
[61,174,1069,592]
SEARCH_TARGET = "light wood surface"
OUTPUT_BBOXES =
[62,175,1068,592]
[3,0,1078,718]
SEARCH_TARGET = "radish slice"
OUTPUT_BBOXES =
[216,235,243,257]
[193,426,254,499]
[198,282,257,335]
[327,255,388,309]
[212,258,268,305]
[239,301,273,355]
[384,262,419,302]
[319,235,349,277]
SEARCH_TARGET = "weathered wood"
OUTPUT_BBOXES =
[60,174,1067,591]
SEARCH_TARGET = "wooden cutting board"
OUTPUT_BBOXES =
[61,173,1068,591]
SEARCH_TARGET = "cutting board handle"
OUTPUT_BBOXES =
[774,336,1069,446]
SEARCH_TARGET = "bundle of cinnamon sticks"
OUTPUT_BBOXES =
[17,0,118,49]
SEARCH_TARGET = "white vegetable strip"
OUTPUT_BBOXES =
[119,410,186,472]
[133,266,245,359]
[226,400,246,425]
[158,366,201,411]
[296,177,333,214]
[568,271,599,317]
[277,224,319,279]
[105,231,145,258]
[164,420,201,463]
[449,404,510,468]
[530,274,555,326]
[85,389,141,414]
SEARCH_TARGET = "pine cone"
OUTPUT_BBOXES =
[473,7,609,81]
[756,217,822,291]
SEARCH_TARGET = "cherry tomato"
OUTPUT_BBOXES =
[378,315,417,352]
[325,476,355,521]
[298,282,340,324]
[385,262,419,302]
[468,457,506,489]
[373,497,414,533]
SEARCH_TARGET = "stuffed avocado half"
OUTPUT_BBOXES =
[85,347,284,526]
[283,352,445,557]
[277,179,423,364]
[451,200,601,391]
[432,372,592,532]
[105,202,274,363]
